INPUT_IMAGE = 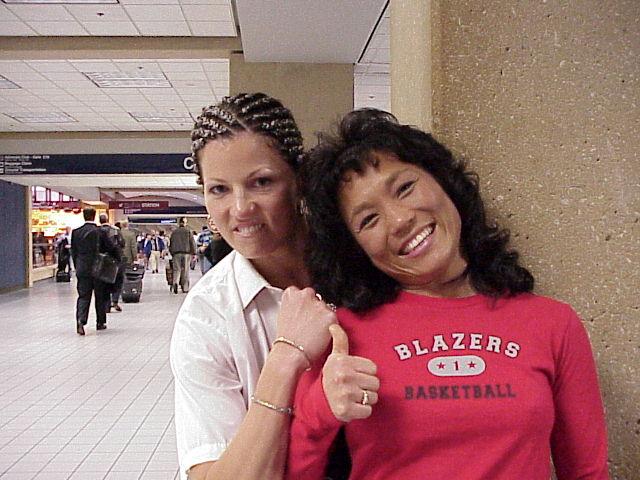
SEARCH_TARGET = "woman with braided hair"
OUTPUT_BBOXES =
[170,93,339,480]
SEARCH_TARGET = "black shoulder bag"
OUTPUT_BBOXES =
[92,228,118,284]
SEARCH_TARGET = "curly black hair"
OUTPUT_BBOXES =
[301,108,534,312]
[189,92,304,184]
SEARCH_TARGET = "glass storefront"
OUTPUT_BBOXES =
[30,186,102,269]
[31,208,84,268]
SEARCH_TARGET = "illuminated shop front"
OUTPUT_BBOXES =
[30,186,106,269]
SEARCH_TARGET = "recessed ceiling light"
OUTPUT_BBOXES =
[84,71,171,88]
[0,75,20,89]
[2,0,118,3]
[129,112,193,123]
[5,112,77,123]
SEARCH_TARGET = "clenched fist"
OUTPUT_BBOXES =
[275,287,337,368]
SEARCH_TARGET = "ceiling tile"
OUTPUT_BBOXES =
[180,0,230,4]
[82,21,139,35]
[170,79,210,89]
[373,48,390,63]
[158,61,204,73]
[114,60,162,73]
[30,60,76,73]
[142,122,169,130]
[168,123,191,129]
[0,22,32,36]
[124,4,183,22]
[14,81,53,91]
[119,0,179,4]
[28,21,89,36]
[104,87,143,95]
[139,87,176,96]
[2,70,47,82]
[0,61,32,73]
[356,73,390,86]
[7,4,75,21]
[42,71,89,82]
[63,4,130,21]
[181,4,231,22]
[377,16,389,34]
[204,72,228,83]
[0,4,20,20]
[70,60,116,72]
[135,21,190,35]
[189,20,235,36]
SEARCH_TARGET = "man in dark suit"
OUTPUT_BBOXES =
[71,208,118,335]
[95,214,122,313]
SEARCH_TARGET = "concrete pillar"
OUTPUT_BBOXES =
[390,0,432,131]
[229,53,354,148]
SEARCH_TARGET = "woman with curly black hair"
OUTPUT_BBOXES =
[287,109,609,479]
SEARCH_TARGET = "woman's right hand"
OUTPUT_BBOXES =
[275,286,337,368]
[322,324,380,423]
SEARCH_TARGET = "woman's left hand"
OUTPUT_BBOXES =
[322,324,380,423]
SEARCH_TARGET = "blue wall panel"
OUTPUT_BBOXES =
[0,180,27,290]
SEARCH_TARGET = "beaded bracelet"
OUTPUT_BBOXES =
[272,336,312,370]
[250,395,294,416]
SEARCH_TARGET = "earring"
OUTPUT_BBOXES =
[297,199,309,217]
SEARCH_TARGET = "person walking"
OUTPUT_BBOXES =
[56,226,72,273]
[99,214,123,315]
[203,227,232,269]
[190,230,198,270]
[169,219,195,293]
[196,225,213,274]
[106,221,126,312]
[119,220,138,265]
[158,229,170,259]
[71,208,118,335]
[144,232,165,273]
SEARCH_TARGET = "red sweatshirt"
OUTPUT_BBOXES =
[287,292,609,480]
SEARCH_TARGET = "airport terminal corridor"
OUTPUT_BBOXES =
[0,265,199,480]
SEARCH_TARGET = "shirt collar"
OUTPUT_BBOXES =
[232,252,278,309]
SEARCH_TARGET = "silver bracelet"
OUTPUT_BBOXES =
[250,395,294,416]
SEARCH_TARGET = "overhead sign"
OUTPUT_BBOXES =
[108,201,170,210]
[0,153,192,175]
[128,217,178,224]
[134,206,207,215]
[33,201,81,209]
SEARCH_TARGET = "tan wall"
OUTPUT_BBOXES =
[429,1,639,478]
[229,53,354,148]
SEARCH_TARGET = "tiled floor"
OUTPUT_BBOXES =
[0,262,201,480]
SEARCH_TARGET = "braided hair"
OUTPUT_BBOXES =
[189,93,305,184]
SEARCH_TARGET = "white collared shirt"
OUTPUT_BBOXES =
[170,251,283,479]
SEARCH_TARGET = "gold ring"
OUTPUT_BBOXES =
[361,389,369,406]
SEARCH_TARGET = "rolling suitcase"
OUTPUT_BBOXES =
[55,270,71,282]
[122,264,144,303]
